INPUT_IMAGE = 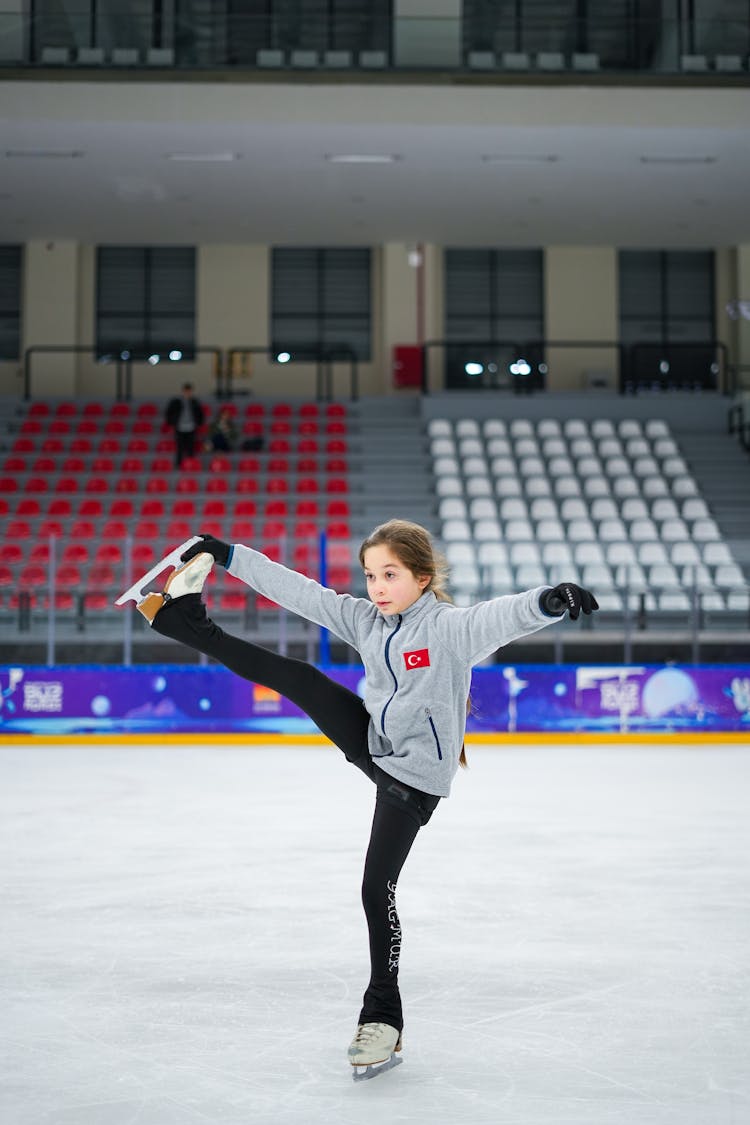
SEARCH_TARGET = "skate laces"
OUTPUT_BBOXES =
[353,1023,388,1045]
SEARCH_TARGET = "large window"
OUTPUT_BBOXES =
[444,248,544,389]
[0,245,22,362]
[271,248,371,362]
[619,249,716,389]
[96,247,196,362]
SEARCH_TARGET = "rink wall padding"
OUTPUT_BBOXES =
[1,663,748,738]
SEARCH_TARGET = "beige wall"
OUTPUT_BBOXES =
[544,246,619,392]
[4,238,742,401]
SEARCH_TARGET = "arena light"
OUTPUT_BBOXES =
[276,352,291,363]
[465,362,484,377]
[509,359,532,376]
[325,154,400,164]
[169,350,183,361]
[148,354,160,365]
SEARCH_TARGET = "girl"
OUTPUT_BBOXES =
[119,521,598,1078]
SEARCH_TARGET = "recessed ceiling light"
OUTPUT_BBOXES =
[481,154,559,164]
[4,150,84,158]
[640,155,716,164]
[166,152,241,162]
[326,154,400,164]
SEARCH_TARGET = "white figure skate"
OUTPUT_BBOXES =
[348,1023,403,1082]
[114,536,203,608]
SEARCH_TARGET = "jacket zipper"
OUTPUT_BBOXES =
[425,707,443,760]
[380,616,402,736]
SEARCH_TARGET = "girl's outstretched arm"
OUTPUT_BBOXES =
[181,533,375,651]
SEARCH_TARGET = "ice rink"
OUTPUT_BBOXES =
[1,740,748,1125]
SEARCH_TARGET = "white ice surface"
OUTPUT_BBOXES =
[1,742,748,1125]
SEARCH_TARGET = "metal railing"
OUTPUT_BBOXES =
[420,339,732,395]
[1,7,748,75]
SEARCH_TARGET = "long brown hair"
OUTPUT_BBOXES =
[359,519,469,769]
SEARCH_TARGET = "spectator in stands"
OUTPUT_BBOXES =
[165,383,205,467]
[205,405,238,454]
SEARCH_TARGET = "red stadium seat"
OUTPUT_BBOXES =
[268,438,290,454]
[268,457,289,473]
[325,420,347,434]
[327,521,351,538]
[134,520,161,540]
[131,419,154,434]
[272,402,293,417]
[219,591,247,612]
[299,421,319,435]
[136,401,159,416]
[62,457,87,473]
[296,458,318,474]
[0,476,19,494]
[326,499,350,517]
[326,403,346,416]
[230,520,255,539]
[270,420,291,435]
[11,437,35,453]
[109,498,134,517]
[172,497,196,517]
[145,477,169,494]
[68,437,92,453]
[98,437,122,453]
[0,544,25,563]
[141,498,166,517]
[3,456,26,473]
[238,456,261,473]
[295,499,319,517]
[38,519,65,538]
[48,419,71,434]
[325,458,348,473]
[0,564,14,587]
[267,478,288,494]
[55,401,77,416]
[209,456,232,473]
[28,401,50,416]
[32,457,56,474]
[133,543,157,565]
[166,519,193,539]
[242,421,263,437]
[262,520,287,539]
[75,419,99,434]
[265,499,288,517]
[18,563,47,588]
[176,476,199,494]
[293,520,318,539]
[203,498,227,517]
[325,478,348,493]
[103,419,126,434]
[24,477,48,493]
[297,477,318,494]
[85,477,110,493]
[300,403,320,417]
[6,520,32,538]
[68,519,95,540]
[206,477,229,494]
[121,457,144,473]
[236,478,259,494]
[180,456,202,473]
[40,437,64,453]
[62,543,90,564]
[126,437,149,453]
[110,401,130,416]
[95,543,123,564]
[30,542,52,563]
[102,520,129,538]
[82,402,104,416]
[48,497,73,516]
[56,564,83,589]
[245,402,265,418]
[298,438,319,453]
[88,564,116,588]
[234,498,257,516]
[77,498,103,517]
[20,419,43,434]
[112,477,137,494]
[149,457,172,473]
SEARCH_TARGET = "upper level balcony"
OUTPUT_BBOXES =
[0,1,748,81]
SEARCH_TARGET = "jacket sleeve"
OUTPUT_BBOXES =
[434,587,558,666]
[226,544,374,651]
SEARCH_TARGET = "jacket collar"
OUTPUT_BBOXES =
[381,590,437,627]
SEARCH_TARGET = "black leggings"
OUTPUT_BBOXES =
[153,594,440,1032]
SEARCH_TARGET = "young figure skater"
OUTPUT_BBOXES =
[118,521,598,1078]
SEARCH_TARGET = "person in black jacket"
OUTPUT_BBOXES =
[164,383,205,467]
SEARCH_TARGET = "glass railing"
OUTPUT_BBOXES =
[0,10,747,76]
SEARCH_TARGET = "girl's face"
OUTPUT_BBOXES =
[362,544,430,617]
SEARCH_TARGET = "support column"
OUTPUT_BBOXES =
[394,0,461,68]
[544,246,619,392]
[736,245,750,378]
[23,240,79,398]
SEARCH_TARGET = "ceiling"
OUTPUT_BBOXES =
[1,78,749,247]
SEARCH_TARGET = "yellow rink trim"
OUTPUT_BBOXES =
[0,731,747,746]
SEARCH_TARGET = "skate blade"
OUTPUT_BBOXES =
[351,1054,402,1082]
[114,536,203,606]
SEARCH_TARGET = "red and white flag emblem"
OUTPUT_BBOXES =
[403,648,430,670]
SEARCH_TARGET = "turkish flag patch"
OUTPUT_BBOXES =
[403,648,430,670]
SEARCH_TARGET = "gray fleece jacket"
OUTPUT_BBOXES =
[227,544,558,797]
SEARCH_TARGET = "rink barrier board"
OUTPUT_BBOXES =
[0,732,748,745]
[0,663,748,736]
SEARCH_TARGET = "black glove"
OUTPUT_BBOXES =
[540,582,599,621]
[181,533,231,568]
